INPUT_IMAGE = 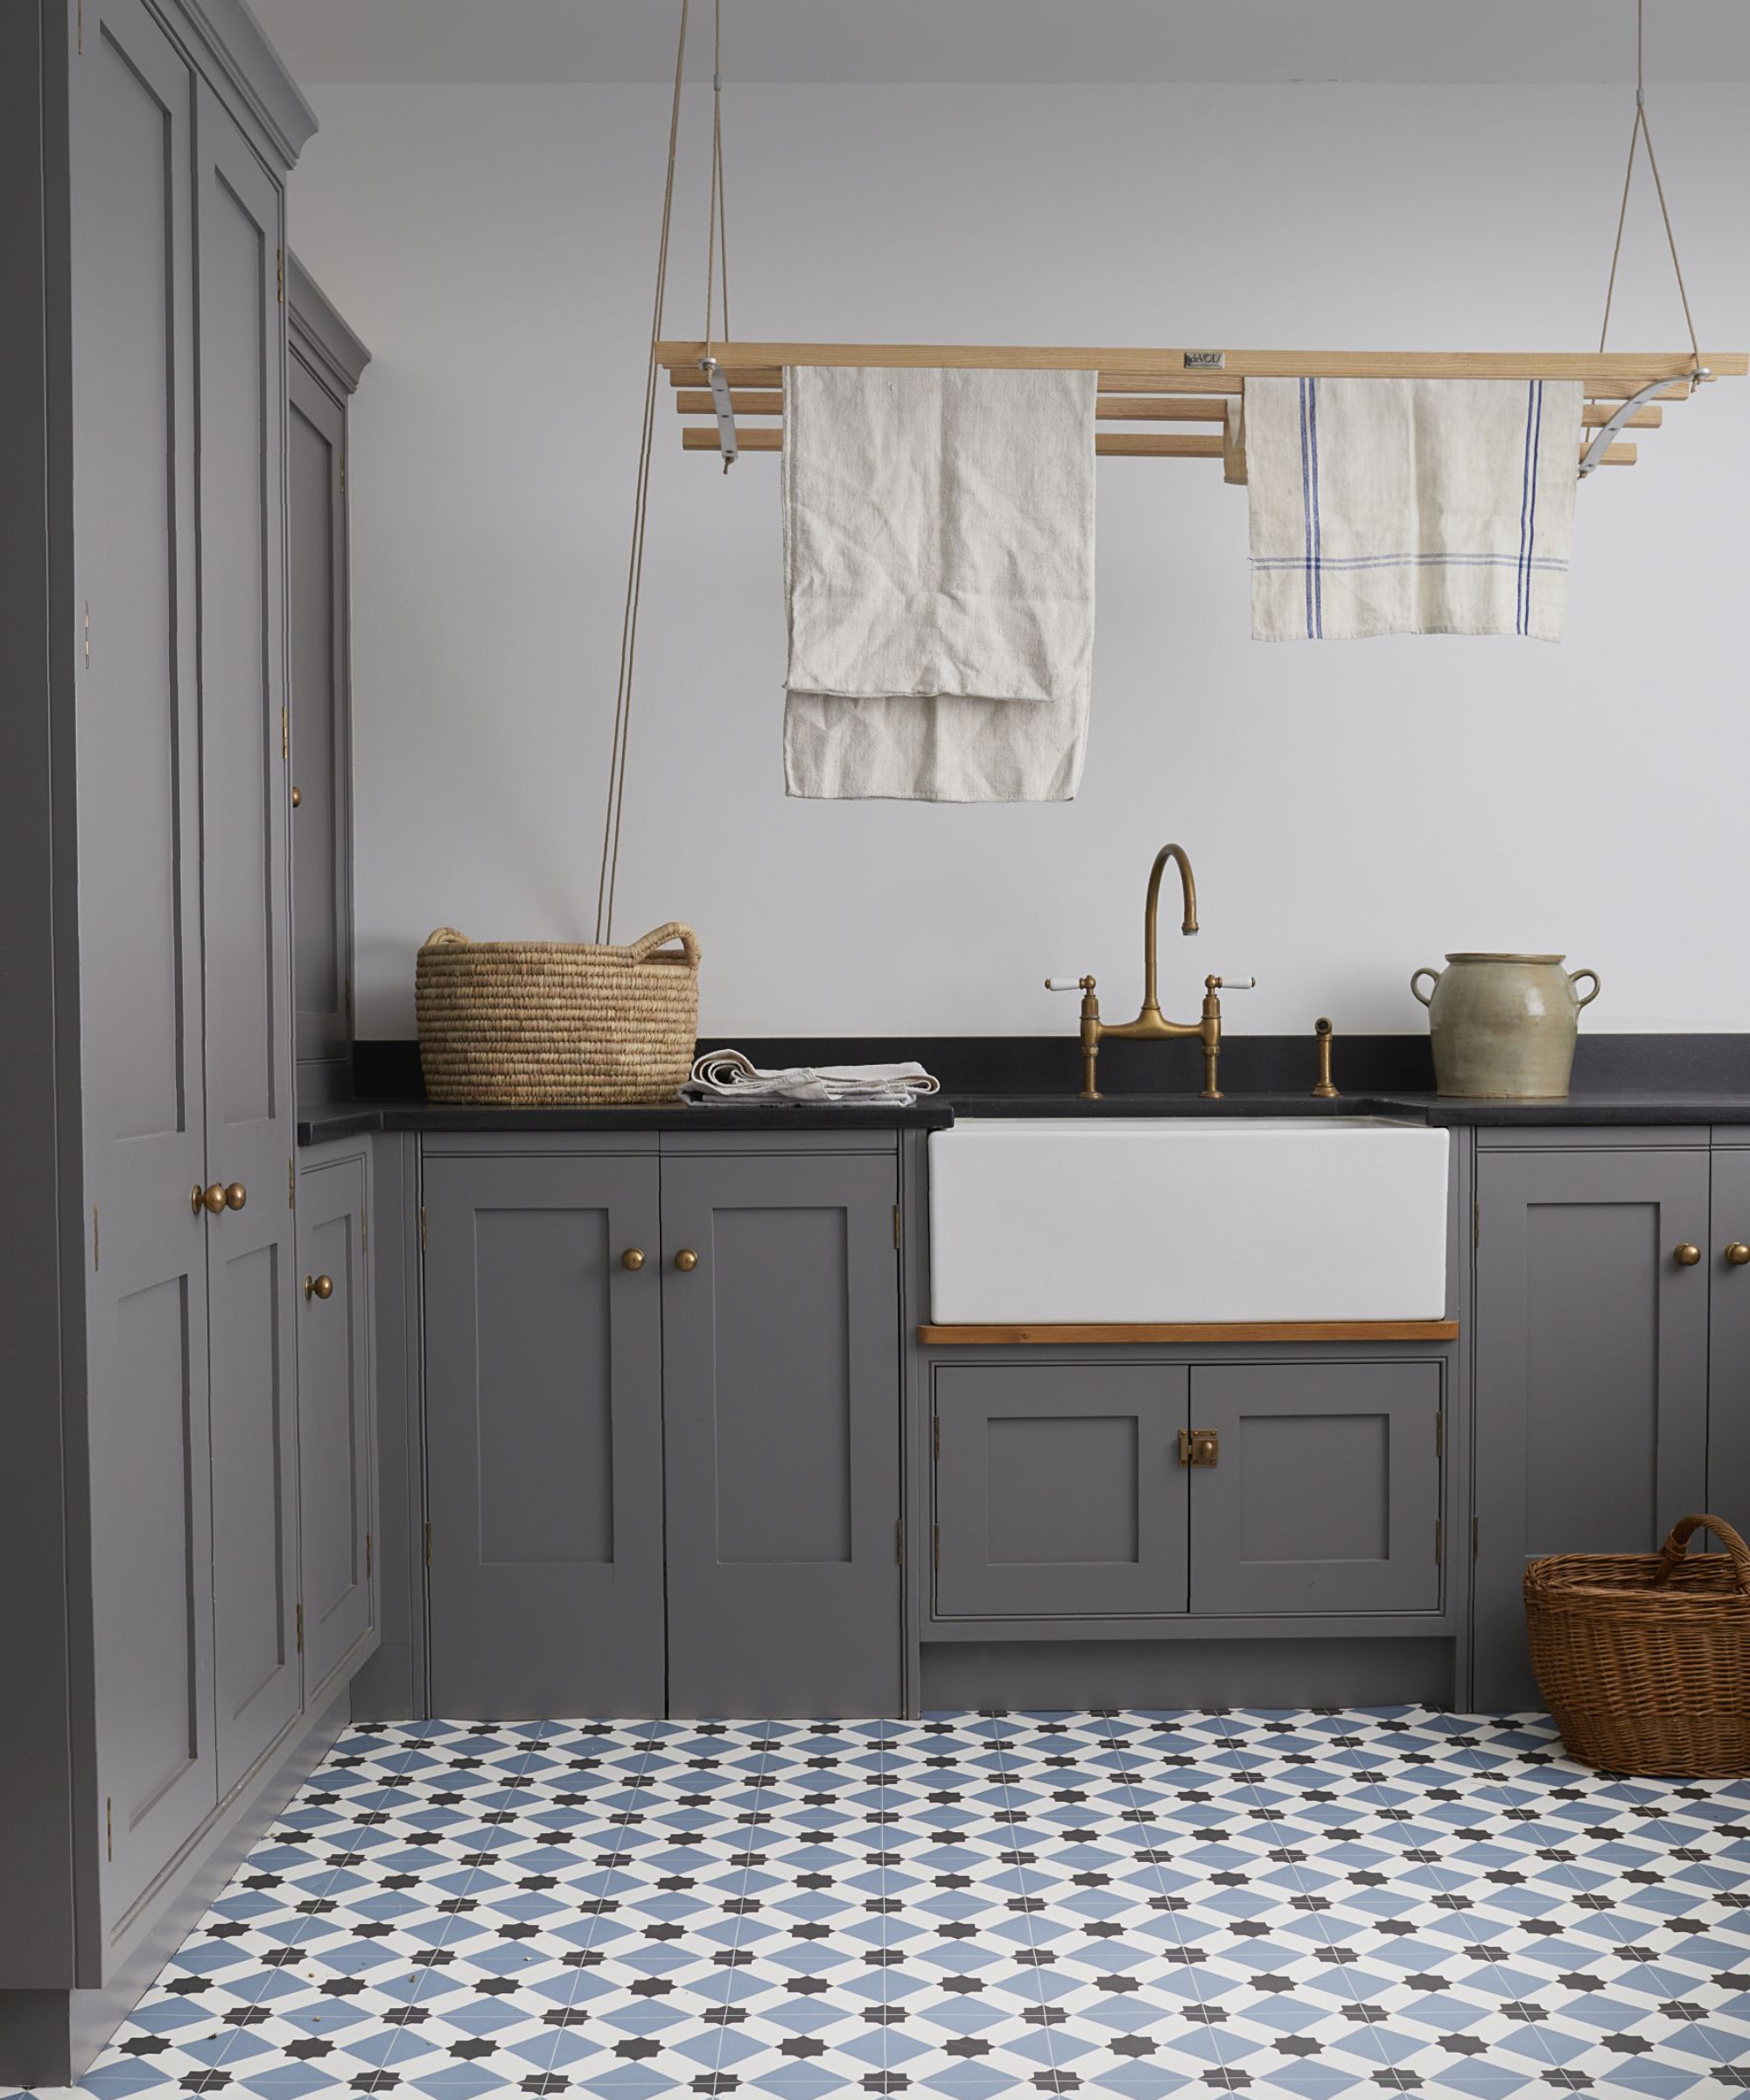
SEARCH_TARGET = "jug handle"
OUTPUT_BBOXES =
[1410,968,1440,1008]
[1570,968,1601,1009]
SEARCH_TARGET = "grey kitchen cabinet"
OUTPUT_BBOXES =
[1,0,322,2076]
[934,1365,1191,1618]
[932,1357,1442,1622]
[1473,1143,1711,1711]
[287,257,369,1096]
[1186,1362,1443,1615]
[297,1144,378,1702]
[423,1152,667,1716]
[661,1152,903,1717]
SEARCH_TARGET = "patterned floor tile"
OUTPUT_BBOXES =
[6,1712,1748,2099]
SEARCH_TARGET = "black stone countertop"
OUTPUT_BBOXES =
[298,1086,1750,1147]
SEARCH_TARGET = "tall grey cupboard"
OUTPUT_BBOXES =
[0,0,324,2082]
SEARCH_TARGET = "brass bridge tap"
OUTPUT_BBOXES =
[1046,843,1253,1101]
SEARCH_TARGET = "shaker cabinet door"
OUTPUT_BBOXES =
[424,1154,666,1716]
[662,1153,903,1716]
[933,1365,1191,1619]
[1186,1362,1443,1616]
[195,86,301,1791]
[1473,1145,1710,1711]
[297,1149,376,1701]
[74,0,220,1920]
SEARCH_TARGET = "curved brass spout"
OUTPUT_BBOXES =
[1137,844,1199,1019]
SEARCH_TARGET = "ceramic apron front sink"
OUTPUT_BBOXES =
[928,1117,1450,1324]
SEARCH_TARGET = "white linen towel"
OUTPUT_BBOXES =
[1244,377,1583,641]
[782,364,1096,801]
[682,1047,941,1108]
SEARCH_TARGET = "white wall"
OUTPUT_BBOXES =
[285,80,1750,1041]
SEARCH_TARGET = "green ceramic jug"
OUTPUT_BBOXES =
[1410,952,1600,1099]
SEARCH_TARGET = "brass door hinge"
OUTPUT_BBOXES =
[295,1602,304,1654]
[419,1205,428,1251]
[78,0,83,56]
[92,1203,99,1272]
[289,1156,296,1209]
[932,1524,941,1571]
[932,1415,940,1462]
[895,1519,903,1564]
[424,1521,432,1567]
[281,704,289,762]
[366,1531,373,1578]
[1435,1410,1444,1459]
[276,248,284,304]
[82,601,91,667]
[340,452,346,495]
[105,1796,111,1860]
[893,1204,901,1250]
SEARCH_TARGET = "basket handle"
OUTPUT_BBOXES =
[1656,1513,1750,1592]
[423,927,469,948]
[626,921,701,967]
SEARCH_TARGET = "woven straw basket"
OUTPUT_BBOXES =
[1524,1513,1750,1778]
[416,922,701,1106]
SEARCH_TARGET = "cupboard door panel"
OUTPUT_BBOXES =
[1709,1149,1750,1521]
[662,1154,902,1717]
[424,1155,664,1716]
[288,360,348,1058]
[1474,1146,1710,1711]
[933,1365,1190,1619]
[297,1151,374,1696]
[74,0,218,1920]
[1187,1362,1442,1615]
[196,87,299,1787]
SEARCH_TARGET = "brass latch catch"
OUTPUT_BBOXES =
[1178,1427,1220,1467]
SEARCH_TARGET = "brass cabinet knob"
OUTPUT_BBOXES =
[194,1182,227,1216]
[621,1248,646,1271]
[224,1182,248,1211]
[673,1248,699,1272]
[1726,1242,1750,1266]
[290,786,302,808]
[1674,1242,1702,1267]
[303,1273,333,1301]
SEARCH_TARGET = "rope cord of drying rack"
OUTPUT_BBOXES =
[595,0,702,945]
[1597,0,1702,376]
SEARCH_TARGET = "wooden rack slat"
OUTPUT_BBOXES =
[679,425,1638,464]
[658,340,1746,383]
[672,388,1662,430]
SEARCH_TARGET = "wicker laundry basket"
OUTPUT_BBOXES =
[416,922,700,1106]
[1523,1512,1750,1778]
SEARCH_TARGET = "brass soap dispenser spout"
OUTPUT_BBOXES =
[1046,842,1252,1101]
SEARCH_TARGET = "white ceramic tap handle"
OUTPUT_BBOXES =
[1045,976,1092,991]
[1211,975,1256,990]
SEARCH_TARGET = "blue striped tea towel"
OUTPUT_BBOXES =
[1244,377,1583,641]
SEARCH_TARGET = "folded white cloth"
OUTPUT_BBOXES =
[682,1048,942,1108]
[782,364,1096,801]
[1244,377,1583,641]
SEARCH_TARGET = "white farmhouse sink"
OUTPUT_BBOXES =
[928,1117,1449,1324]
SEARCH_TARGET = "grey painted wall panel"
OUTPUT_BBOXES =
[662,1152,903,1717]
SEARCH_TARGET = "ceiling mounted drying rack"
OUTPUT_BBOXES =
[661,343,1746,472]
